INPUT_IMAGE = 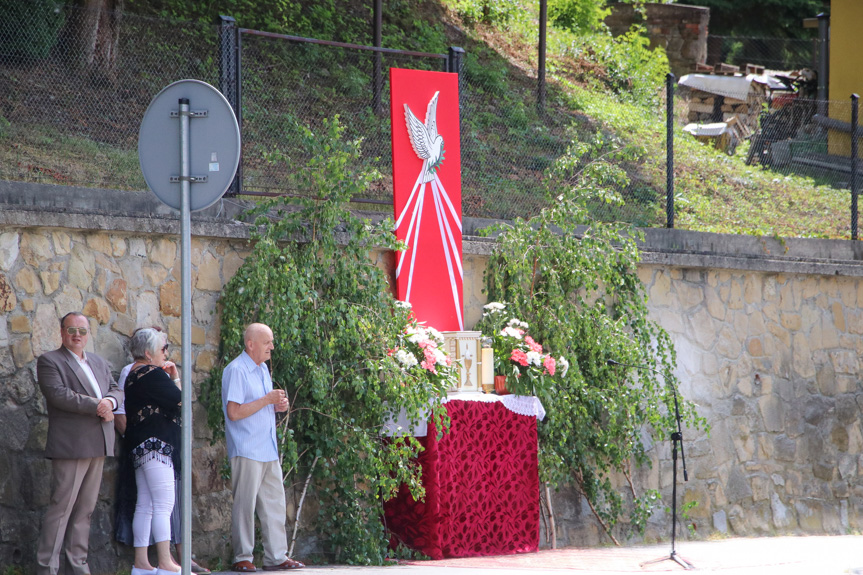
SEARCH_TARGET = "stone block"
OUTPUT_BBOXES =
[725,466,753,503]
[112,313,136,337]
[771,493,793,528]
[728,281,743,309]
[832,301,846,332]
[159,281,181,317]
[0,273,16,312]
[13,268,39,295]
[32,303,61,356]
[86,233,112,255]
[648,269,674,307]
[142,265,169,286]
[39,271,60,295]
[830,350,858,375]
[53,285,83,318]
[676,281,703,310]
[20,233,51,267]
[795,499,824,531]
[0,232,20,271]
[136,291,160,329]
[195,252,221,292]
[774,435,796,461]
[223,249,245,282]
[9,315,30,333]
[791,333,815,378]
[105,278,127,312]
[111,236,127,257]
[12,338,34,368]
[713,509,728,533]
[83,297,111,324]
[813,461,835,481]
[716,326,742,359]
[149,238,177,268]
[119,258,144,290]
[743,275,762,304]
[0,403,30,451]
[68,245,95,290]
[758,395,784,433]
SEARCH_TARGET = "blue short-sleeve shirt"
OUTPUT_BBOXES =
[221,351,279,462]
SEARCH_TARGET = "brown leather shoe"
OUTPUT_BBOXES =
[231,561,257,572]
[262,558,304,570]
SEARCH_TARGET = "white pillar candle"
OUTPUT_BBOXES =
[481,347,494,386]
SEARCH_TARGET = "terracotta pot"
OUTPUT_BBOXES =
[494,375,510,395]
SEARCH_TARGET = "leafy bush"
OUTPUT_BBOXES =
[480,135,706,542]
[548,0,610,33]
[202,118,450,563]
[0,0,64,60]
[450,0,524,27]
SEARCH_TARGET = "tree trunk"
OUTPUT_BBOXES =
[75,0,123,83]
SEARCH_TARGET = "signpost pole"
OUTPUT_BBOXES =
[178,97,193,575]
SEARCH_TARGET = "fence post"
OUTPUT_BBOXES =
[816,13,829,118]
[852,93,859,240]
[372,0,383,116]
[666,73,675,229]
[448,47,465,111]
[218,15,241,196]
[537,0,547,114]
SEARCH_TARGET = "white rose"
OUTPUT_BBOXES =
[526,351,542,366]
[395,349,418,368]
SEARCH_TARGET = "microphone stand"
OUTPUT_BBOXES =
[606,359,694,570]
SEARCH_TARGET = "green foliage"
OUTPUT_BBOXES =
[479,135,706,540]
[450,0,524,28]
[548,0,610,34]
[201,117,450,564]
[0,0,64,60]
[693,0,822,37]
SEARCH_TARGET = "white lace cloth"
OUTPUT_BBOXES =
[382,393,546,437]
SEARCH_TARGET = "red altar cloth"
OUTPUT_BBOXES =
[384,399,540,559]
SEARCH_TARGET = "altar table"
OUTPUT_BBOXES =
[383,395,542,559]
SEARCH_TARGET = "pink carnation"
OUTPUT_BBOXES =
[511,349,529,366]
[524,336,543,353]
[543,355,556,376]
[421,359,438,374]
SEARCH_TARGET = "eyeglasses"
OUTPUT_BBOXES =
[64,327,88,336]
[162,344,169,353]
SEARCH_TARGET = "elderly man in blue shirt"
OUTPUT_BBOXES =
[222,323,304,572]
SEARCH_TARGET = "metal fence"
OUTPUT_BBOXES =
[0,6,858,238]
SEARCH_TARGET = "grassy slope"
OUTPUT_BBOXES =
[0,0,852,239]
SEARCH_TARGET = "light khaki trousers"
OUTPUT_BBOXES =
[36,457,105,575]
[230,457,288,566]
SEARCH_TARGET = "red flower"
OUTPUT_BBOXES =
[543,355,556,376]
[511,349,529,367]
[524,336,543,353]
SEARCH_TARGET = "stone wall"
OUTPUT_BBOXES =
[1,182,862,570]
[605,2,710,77]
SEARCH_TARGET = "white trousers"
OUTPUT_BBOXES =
[230,457,288,566]
[133,458,175,547]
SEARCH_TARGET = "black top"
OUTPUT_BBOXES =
[124,364,182,471]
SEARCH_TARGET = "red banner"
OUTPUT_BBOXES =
[390,68,463,331]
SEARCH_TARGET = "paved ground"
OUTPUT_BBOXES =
[208,535,863,574]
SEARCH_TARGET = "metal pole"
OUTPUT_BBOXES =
[666,73,675,229]
[817,13,829,118]
[852,93,859,241]
[178,97,193,575]
[537,0,547,113]
[218,15,240,196]
[448,47,465,111]
[372,0,383,115]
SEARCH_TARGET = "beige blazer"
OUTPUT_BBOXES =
[37,347,123,459]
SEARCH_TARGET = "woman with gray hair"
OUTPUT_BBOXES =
[122,328,183,575]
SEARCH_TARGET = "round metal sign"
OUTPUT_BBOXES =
[139,79,240,211]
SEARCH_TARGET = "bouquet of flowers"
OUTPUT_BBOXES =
[383,301,460,390]
[479,301,569,396]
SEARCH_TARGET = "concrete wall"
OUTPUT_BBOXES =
[1,181,862,569]
[605,2,709,77]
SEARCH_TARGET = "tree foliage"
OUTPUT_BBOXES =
[692,0,824,37]
[201,118,449,564]
[480,132,707,541]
